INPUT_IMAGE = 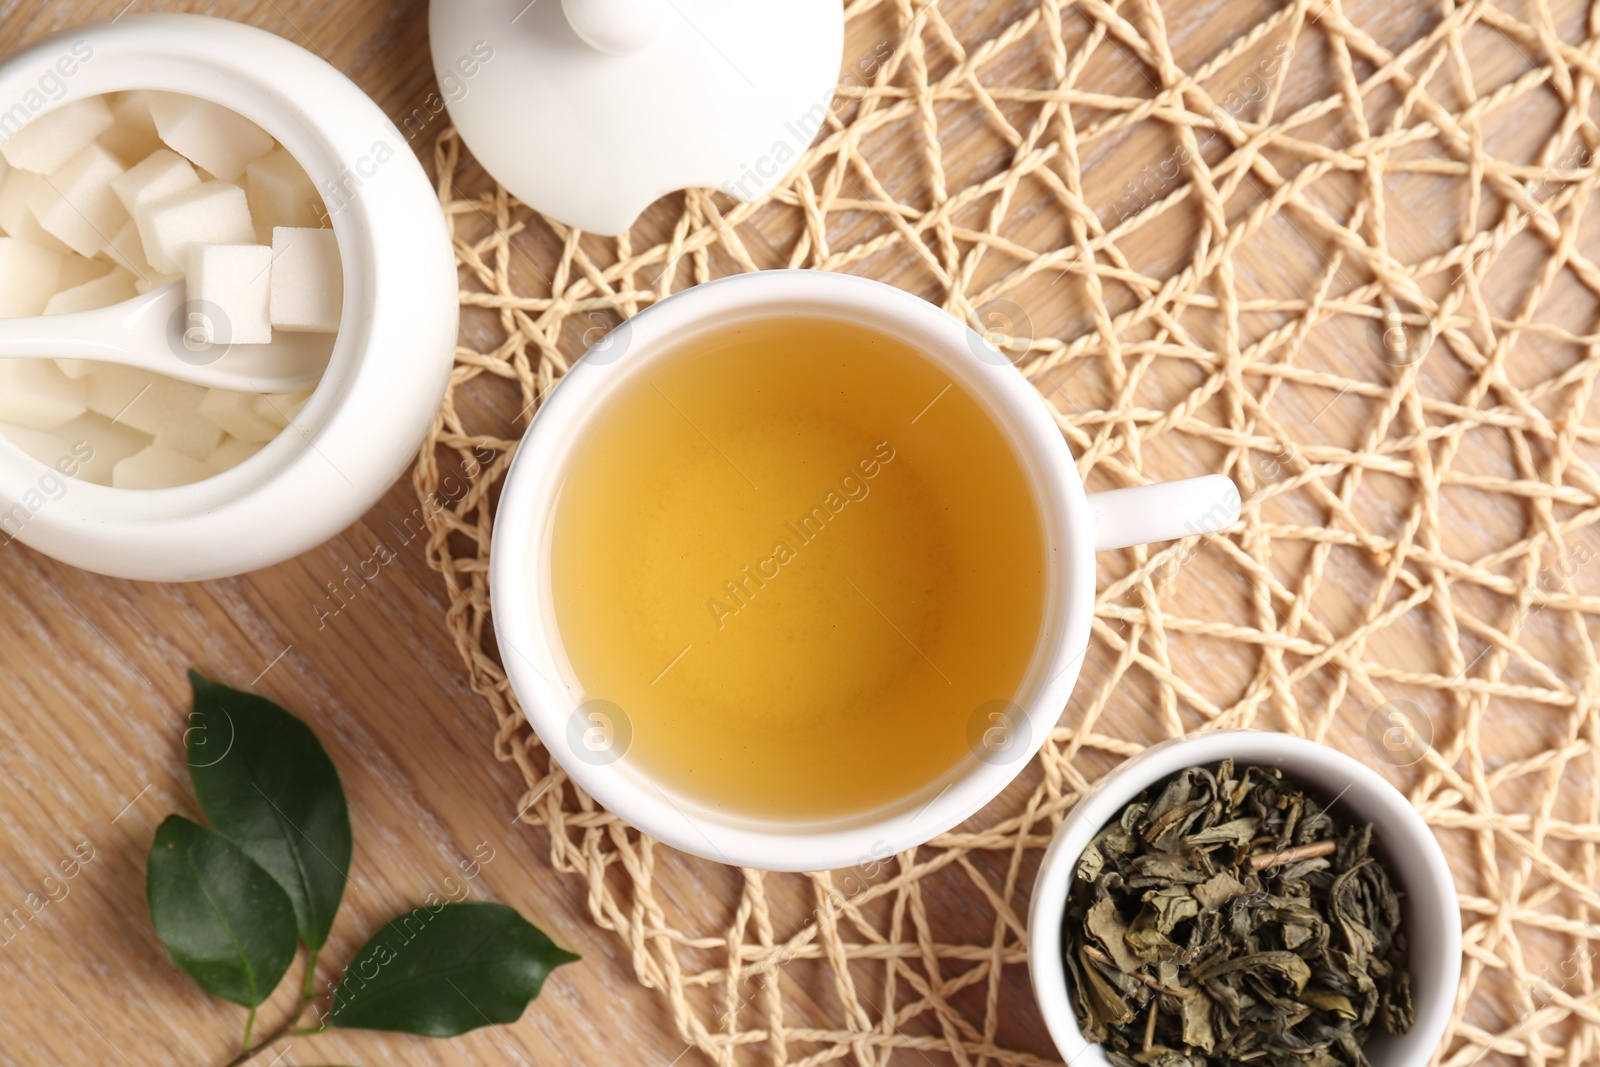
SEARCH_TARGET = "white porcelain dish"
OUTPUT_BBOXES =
[0,15,458,581]
[1027,730,1461,1067]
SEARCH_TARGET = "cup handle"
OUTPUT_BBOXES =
[1089,474,1241,552]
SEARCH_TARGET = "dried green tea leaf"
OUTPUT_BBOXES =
[1181,991,1217,1053]
[1191,871,1246,910]
[1186,817,1258,847]
[1060,761,1411,1067]
[1077,840,1106,882]
[1139,886,1201,935]
[1088,897,1142,974]
[1304,986,1360,1020]
[1077,948,1138,1029]
[1193,949,1311,992]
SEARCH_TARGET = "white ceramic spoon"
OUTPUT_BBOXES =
[0,280,333,391]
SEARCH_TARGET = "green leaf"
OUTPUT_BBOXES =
[186,669,351,950]
[329,902,578,1036]
[146,815,298,1007]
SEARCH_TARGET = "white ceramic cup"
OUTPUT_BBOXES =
[0,15,458,580]
[1027,730,1461,1067]
[491,270,1241,872]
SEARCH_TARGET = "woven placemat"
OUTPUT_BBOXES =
[415,0,1600,1062]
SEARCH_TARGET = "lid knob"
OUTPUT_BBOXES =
[561,0,667,55]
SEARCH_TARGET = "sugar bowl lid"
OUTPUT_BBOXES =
[428,0,843,235]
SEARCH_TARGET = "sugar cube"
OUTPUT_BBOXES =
[96,91,167,163]
[134,180,254,273]
[151,95,274,182]
[112,444,212,489]
[269,227,341,332]
[85,366,204,436]
[134,271,183,295]
[111,149,199,213]
[208,435,266,474]
[253,396,290,432]
[28,143,130,256]
[0,422,72,467]
[0,237,65,317]
[0,361,87,430]
[1,98,114,174]
[100,219,152,278]
[27,143,131,257]
[198,389,281,443]
[52,265,120,378]
[55,412,151,485]
[246,148,324,237]
[45,270,137,316]
[186,243,272,344]
[84,366,150,424]
[257,388,315,430]
[132,376,208,437]
[155,414,224,461]
[58,253,111,290]
[0,169,71,254]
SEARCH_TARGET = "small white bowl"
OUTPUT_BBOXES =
[0,15,458,580]
[1027,731,1460,1067]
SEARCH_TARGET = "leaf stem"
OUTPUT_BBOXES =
[223,998,314,1067]
[220,948,320,1067]
[1249,838,1338,870]
[302,947,320,1001]
[241,1004,256,1050]
[1083,944,1193,999]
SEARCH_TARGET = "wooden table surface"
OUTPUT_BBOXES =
[0,2,701,1064]
[4,0,1593,1064]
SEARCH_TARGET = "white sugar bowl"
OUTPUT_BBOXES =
[0,14,457,581]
